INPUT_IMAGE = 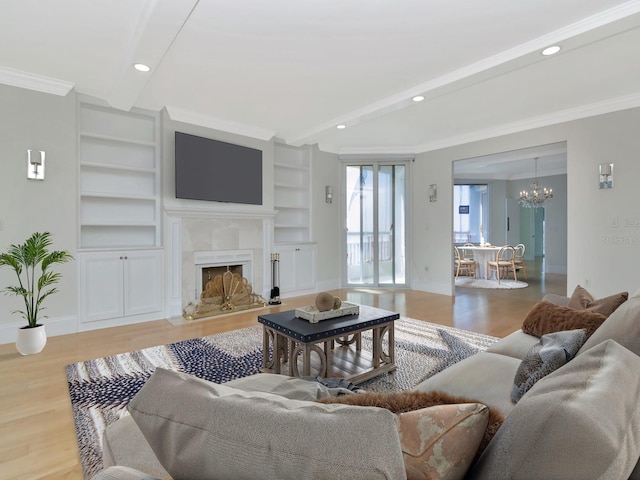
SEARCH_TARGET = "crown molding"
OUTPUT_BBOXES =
[165,106,275,141]
[0,67,74,96]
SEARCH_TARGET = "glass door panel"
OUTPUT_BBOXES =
[346,163,406,286]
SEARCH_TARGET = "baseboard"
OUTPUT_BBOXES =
[545,266,568,275]
[0,315,77,346]
[412,280,454,296]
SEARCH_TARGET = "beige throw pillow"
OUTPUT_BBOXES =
[398,403,489,480]
[468,340,640,479]
[128,368,406,480]
[567,284,628,317]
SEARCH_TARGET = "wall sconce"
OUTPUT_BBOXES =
[428,184,437,202]
[325,186,333,204]
[599,163,613,189]
[27,149,45,180]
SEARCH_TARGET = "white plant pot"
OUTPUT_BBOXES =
[16,324,47,355]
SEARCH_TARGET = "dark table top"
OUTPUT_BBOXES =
[258,305,399,343]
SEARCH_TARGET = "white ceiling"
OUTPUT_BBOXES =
[1,0,640,161]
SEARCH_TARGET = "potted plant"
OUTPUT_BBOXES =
[0,232,73,355]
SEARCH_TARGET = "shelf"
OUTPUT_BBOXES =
[274,143,311,244]
[80,161,156,174]
[79,100,160,249]
[274,163,308,172]
[80,131,156,148]
[81,220,157,227]
[81,192,156,201]
[274,205,308,210]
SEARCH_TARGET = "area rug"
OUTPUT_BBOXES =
[455,277,528,289]
[66,317,498,479]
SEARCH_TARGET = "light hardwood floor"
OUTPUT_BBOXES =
[0,262,566,480]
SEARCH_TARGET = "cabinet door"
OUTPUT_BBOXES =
[80,253,124,323]
[124,250,163,316]
[294,244,316,292]
[274,244,316,296]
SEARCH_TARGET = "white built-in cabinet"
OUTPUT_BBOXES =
[274,143,311,243]
[275,243,317,297]
[79,250,163,323]
[78,99,163,326]
[273,143,317,296]
[78,100,161,248]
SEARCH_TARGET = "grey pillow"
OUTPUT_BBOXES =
[511,329,586,403]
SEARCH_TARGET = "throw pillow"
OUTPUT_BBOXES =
[318,390,504,458]
[397,403,488,480]
[468,340,640,479]
[522,300,606,339]
[128,368,407,480]
[511,328,587,403]
[567,284,628,317]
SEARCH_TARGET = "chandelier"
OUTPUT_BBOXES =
[519,157,553,208]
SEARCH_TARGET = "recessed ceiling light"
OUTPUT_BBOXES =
[541,45,561,56]
[412,95,425,102]
[134,63,151,72]
[337,124,346,129]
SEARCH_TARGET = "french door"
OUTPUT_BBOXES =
[345,163,407,286]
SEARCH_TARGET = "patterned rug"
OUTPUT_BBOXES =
[66,317,498,479]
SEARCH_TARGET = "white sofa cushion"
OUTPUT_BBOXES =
[416,351,521,419]
[468,340,640,479]
[128,368,406,480]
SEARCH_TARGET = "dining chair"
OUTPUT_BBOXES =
[514,243,527,279]
[454,245,476,278]
[486,245,517,284]
[462,242,475,260]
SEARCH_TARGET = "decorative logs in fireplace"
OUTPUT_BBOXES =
[182,269,267,320]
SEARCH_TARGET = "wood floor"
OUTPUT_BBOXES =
[0,262,565,480]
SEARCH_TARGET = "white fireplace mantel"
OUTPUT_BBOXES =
[164,203,277,219]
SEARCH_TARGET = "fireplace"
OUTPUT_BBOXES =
[183,250,266,319]
[194,250,254,299]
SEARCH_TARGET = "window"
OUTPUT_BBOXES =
[453,184,488,244]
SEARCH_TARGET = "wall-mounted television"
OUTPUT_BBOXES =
[175,131,263,205]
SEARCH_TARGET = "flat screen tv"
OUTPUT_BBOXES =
[175,131,263,205]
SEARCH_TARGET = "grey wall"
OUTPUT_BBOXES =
[0,84,78,333]
[310,145,341,290]
[411,107,640,297]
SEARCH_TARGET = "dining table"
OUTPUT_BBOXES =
[458,245,502,279]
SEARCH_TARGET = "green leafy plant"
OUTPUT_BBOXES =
[0,232,73,328]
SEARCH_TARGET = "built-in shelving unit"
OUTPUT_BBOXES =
[78,101,161,249]
[77,99,163,327]
[274,143,311,243]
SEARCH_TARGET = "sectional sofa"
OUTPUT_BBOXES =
[92,287,640,480]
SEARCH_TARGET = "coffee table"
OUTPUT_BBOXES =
[258,305,398,384]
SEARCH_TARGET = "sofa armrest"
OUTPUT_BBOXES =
[542,293,570,306]
[91,466,163,480]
